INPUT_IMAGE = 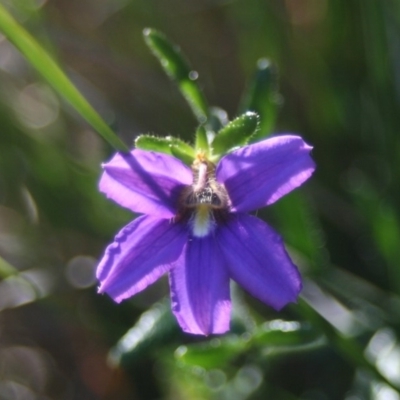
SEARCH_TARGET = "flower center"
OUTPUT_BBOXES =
[176,159,230,237]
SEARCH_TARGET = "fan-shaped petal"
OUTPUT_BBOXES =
[216,135,315,212]
[98,215,187,302]
[100,150,193,218]
[169,235,231,335]
[219,213,301,310]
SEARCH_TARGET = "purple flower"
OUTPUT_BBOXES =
[96,135,315,335]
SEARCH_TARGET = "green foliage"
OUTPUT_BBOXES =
[0,3,127,151]
[144,28,209,123]
[175,320,321,370]
[210,111,259,157]
[239,58,281,141]
[0,1,399,399]
[109,301,182,368]
[135,134,196,165]
[194,125,210,155]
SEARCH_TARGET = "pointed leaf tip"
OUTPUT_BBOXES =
[240,58,281,142]
[143,28,209,123]
[135,134,195,165]
[194,125,210,154]
[211,112,260,156]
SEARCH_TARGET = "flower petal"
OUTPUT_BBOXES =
[219,213,301,310]
[216,135,315,212]
[100,150,193,218]
[169,236,231,335]
[97,215,187,302]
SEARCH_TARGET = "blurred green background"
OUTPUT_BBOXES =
[0,0,400,399]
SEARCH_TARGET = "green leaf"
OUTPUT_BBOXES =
[211,112,259,156]
[109,301,180,368]
[175,336,248,369]
[240,59,281,142]
[170,143,195,166]
[143,28,209,123]
[194,125,209,155]
[135,135,196,165]
[252,320,323,356]
[0,3,127,151]
[0,255,18,278]
[135,135,171,154]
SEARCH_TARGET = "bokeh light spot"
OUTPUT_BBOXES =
[66,256,97,289]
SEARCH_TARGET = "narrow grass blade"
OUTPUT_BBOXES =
[0,4,128,151]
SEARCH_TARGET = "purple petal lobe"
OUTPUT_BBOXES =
[100,150,193,218]
[219,213,302,310]
[97,215,187,302]
[169,236,231,335]
[216,135,315,212]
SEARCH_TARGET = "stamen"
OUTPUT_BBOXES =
[176,157,230,237]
